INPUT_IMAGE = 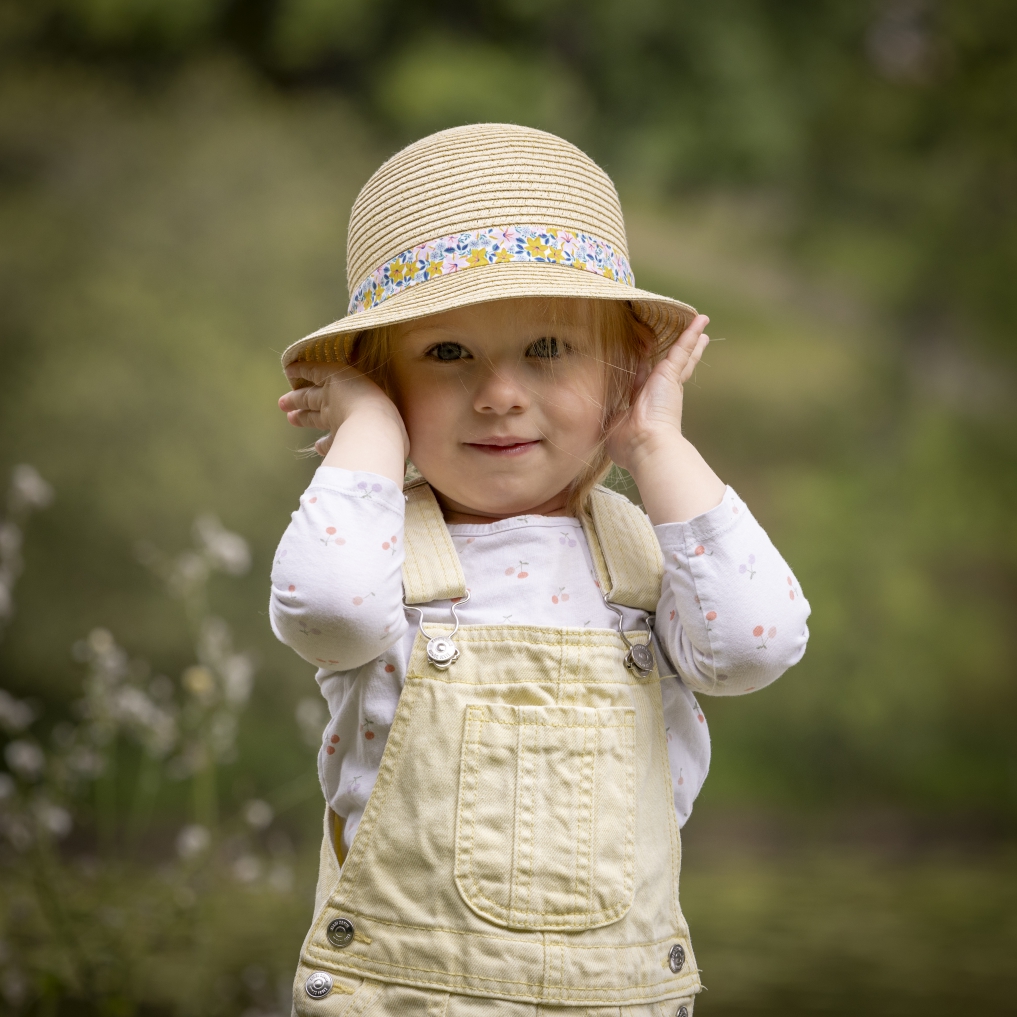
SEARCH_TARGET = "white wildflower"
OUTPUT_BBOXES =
[0,689,34,732]
[233,854,261,883]
[182,665,216,704]
[176,823,211,859]
[34,800,72,838]
[9,465,53,512]
[65,745,105,779]
[194,515,251,575]
[4,740,45,779]
[222,654,254,705]
[243,799,273,830]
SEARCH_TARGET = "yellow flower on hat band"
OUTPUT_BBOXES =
[346,224,635,317]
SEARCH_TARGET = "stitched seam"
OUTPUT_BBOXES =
[332,677,419,892]
[308,912,687,949]
[682,527,719,691]
[301,953,698,995]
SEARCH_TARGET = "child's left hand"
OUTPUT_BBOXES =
[606,314,710,471]
[606,314,725,524]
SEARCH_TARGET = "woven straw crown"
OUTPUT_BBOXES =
[282,123,697,367]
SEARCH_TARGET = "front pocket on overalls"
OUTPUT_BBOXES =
[454,703,636,931]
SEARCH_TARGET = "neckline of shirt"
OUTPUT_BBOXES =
[447,515,582,537]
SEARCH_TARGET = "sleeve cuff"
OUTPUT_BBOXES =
[653,485,745,548]
[307,467,405,512]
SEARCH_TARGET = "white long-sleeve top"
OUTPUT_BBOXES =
[270,467,810,851]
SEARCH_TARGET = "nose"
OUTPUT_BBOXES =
[472,364,530,416]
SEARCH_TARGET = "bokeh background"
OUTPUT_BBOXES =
[1,2,1015,1014]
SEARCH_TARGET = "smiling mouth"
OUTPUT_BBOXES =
[464,439,541,457]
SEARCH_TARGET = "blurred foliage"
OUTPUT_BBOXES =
[1,0,1016,356]
[0,2,1015,1013]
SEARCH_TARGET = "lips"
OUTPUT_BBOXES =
[464,437,541,456]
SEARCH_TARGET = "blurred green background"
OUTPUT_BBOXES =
[0,1,1015,1014]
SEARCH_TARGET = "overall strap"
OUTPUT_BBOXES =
[402,479,467,604]
[580,485,664,613]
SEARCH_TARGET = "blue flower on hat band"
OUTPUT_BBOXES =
[347,225,635,316]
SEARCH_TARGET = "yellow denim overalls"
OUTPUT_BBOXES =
[292,481,700,1017]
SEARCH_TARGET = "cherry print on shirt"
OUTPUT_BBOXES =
[299,622,321,636]
[288,584,296,593]
[558,531,577,548]
[384,663,396,673]
[669,609,676,621]
[321,527,346,547]
[381,534,399,554]
[677,767,684,785]
[352,592,375,606]
[505,561,529,578]
[357,481,384,499]
[753,624,777,649]
[551,587,570,604]
[309,497,317,504]
[361,718,376,740]
[787,575,801,601]
[739,554,757,579]
[705,609,717,633]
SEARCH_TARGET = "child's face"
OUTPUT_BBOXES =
[389,298,607,519]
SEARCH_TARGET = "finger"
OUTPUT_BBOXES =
[314,433,334,457]
[286,408,327,429]
[678,334,710,384]
[278,385,323,413]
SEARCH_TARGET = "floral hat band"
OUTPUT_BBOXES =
[348,225,635,316]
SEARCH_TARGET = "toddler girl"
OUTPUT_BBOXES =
[271,124,810,1017]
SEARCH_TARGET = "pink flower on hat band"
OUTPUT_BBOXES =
[347,224,635,316]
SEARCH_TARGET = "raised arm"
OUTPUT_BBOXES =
[653,488,810,694]
[271,362,411,670]
[607,314,810,693]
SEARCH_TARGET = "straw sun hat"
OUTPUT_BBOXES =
[281,123,697,368]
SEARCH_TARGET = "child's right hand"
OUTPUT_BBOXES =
[279,362,410,482]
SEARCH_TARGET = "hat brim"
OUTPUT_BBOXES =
[281,261,697,368]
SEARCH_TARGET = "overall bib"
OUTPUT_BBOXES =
[293,483,700,1017]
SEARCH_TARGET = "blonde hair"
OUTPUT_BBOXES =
[345,298,657,516]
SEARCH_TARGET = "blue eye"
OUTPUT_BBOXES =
[427,342,470,361]
[526,337,562,359]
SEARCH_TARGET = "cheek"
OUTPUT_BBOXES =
[395,385,460,458]
[542,374,606,446]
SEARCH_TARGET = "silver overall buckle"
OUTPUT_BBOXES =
[407,590,470,670]
[604,600,657,677]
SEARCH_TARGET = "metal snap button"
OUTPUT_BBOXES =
[326,917,355,948]
[426,636,459,669]
[668,943,685,973]
[676,1006,689,1017]
[628,643,655,674]
[304,971,333,998]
